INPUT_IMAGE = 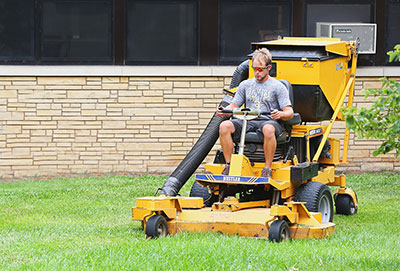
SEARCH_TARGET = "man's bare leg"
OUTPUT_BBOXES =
[219,120,235,163]
[262,124,276,169]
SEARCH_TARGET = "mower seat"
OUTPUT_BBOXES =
[244,112,301,144]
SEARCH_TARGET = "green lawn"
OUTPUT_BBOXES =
[1,173,399,270]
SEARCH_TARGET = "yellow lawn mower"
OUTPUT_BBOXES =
[132,37,359,242]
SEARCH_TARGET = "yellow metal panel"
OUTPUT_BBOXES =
[272,166,291,181]
[255,37,342,47]
[270,205,298,224]
[169,221,271,238]
[249,59,254,79]
[212,198,270,212]
[162,208,178,220]
[281,185,297,200]
[286,202,322,225]
[274,60,321,85]
[177,197,204,209]
[204,163,225,175]
[176,207,273,224]
[311,166,335,185]
[272,54,349,112]
[135,197,179,211]
[319,57,348,110]
[168,219,335,240]
[229,154,256,176]
[325,42,349,56]
[132,208,153,221]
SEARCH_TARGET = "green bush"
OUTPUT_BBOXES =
[343,45,400,157]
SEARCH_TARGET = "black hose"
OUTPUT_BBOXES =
[159,60,249,196]
[160,97,231,196]
[229,60,249,89]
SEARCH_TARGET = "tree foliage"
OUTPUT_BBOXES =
[343,45,400,157]
[387,44,400,62]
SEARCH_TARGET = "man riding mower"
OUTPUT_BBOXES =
[132,37,359,242]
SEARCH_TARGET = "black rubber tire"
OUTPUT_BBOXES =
[335,194,357,215]
[145,215,168,238]
[295,182,334,223]
[268,220,290,242]
[189,181,217,207]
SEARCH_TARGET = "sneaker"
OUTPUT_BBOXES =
[261,167,272,178]
[221,163,230,175]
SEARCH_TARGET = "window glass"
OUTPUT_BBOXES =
[306,4,372,37]
[387,0,400,64]
[220,0,291,63]
[41,0,112,62]
[306,2,374,65]
[127,0,198,63]
[0,0,34,61]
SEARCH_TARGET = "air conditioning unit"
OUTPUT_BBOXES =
[316,23,377,54]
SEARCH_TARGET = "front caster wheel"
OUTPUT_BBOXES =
[335,194,357,215]
[268,220,290,242]
[145,215,168,238]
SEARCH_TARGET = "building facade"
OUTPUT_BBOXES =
[1,0,399,179]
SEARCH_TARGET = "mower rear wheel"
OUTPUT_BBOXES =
[189,181,217,207]
[268,220,290,242]
[295,182,333,223]
[335,194,357,215]
[145,215,168,238]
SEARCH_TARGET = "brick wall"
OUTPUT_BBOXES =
[0,75,398,180]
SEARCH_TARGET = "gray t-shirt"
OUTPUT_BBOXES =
[232,77,292,120]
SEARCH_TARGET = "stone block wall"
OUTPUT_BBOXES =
[0,75,398,180]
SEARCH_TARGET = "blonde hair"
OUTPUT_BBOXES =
[252,48,272,66]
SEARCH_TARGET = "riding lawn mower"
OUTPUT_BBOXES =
[132,37,359,242]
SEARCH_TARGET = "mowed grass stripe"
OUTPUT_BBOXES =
[0,174,399,270]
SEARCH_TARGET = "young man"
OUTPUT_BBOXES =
[216,48,293,178]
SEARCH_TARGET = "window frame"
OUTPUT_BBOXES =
[302,0,381,66]
[0,0,396,66]
[218,0,292,64]
[385,0,400,65]
[124,0,199,65]
[0,0,36,63]
[39,0,114,64]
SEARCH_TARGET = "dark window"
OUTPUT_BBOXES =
[0,0,398,67]
[387,0,400,65]
[0,0,34,61]
[304,0,374,66]
[305,3,372,37]
[126,0,198,64]
[220,0,291,64]
[41,0,112,62]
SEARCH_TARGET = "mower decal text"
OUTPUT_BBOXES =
[309,128,323,136]
[195,174,271,184]
[223,176,241,182]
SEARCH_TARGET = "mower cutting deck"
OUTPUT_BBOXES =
[132,37,359,241]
